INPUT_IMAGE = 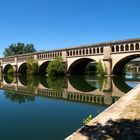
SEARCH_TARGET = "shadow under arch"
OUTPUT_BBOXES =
[113,75,132,93]
[39,61,50,74]
[18,63,28,74]
[18,74,28,86]
[68,75,97,92]
[113,54,140,75]
[3,64,13,74]
[67,58,96,75]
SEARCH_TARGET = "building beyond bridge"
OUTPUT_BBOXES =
[1,38,140,75]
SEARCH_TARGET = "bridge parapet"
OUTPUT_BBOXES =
[37,51,62,60]
[17,55,34,62]
[2,57,15,64]
[111,42,140,54]
[66,46,104,58]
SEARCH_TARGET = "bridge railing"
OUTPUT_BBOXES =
[2,57,15,63]
[37,51,62,60]
[111,42,140,54]
[17,55,34,62]
[66,46,104,57]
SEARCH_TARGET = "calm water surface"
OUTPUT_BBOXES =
[0,73,139,140]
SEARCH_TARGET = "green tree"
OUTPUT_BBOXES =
[3,43,36,57]
[46,57,64,76]
[26,57,38,75]
[24,44,36,53]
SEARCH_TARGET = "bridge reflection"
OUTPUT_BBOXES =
[0,74,138,105]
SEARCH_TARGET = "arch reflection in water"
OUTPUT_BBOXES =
[4,75,14,84]
[0,74,137,105]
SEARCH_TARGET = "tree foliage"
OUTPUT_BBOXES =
[83,115,93,125]
[26,57,38,75]
[46,57,64,76]
[3,43,36,57]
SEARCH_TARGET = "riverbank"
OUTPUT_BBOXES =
[65,84,140,140]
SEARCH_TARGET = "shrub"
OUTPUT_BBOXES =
[83,114,93,125]
[46,57,64,76]
[26,57,38,75]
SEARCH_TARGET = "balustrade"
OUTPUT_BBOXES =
[2,58,15,63]
[111,43,140,53]
[37,51,62,60]
[66,46,104,57]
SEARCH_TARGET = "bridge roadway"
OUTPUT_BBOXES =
[1,38,140,75]
[0,75,137,105]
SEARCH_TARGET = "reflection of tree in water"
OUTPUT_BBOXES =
[39,74,49,88]
[4,90,35,104]
[19,75,38,92]
[97,76,107,92]
[26,75,38,90]
[47,76,67,93]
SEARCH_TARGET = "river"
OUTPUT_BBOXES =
[0,72,139,140]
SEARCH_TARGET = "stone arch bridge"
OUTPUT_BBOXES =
[1,38,140,75]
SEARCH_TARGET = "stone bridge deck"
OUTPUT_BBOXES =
[1,38,140,75]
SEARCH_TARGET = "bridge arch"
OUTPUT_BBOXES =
[18,63,28,74]
[113,54,140,75]
[38,61,50,74]
[67,58,97,75]
[3,64,14,74]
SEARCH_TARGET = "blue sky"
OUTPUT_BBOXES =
[0,0,140,57]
